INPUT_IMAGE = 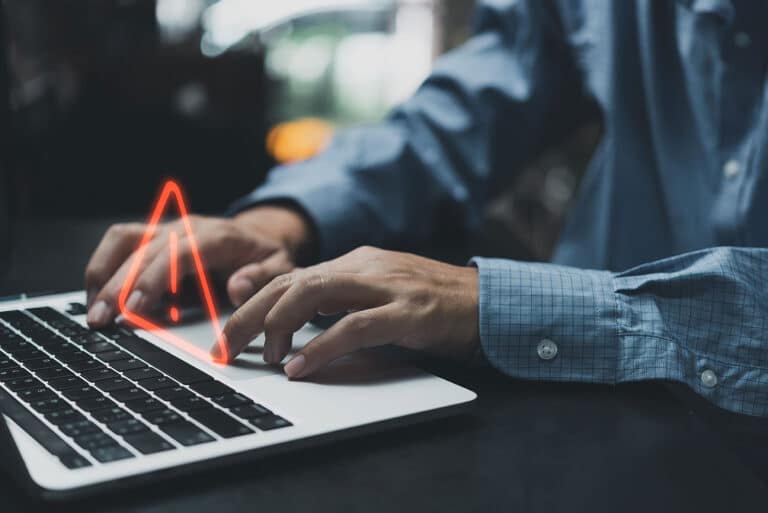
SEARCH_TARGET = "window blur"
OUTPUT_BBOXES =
[3,0,597,261]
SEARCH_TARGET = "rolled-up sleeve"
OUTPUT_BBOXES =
[471,247,768,417]
[229,0,584,261]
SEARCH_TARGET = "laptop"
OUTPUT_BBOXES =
[0,4,476,500]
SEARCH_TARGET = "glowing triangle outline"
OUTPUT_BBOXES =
[117,180,228,364]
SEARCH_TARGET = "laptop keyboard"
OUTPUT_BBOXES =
[0,306,292,469]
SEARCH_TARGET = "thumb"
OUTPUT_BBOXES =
[227,252,295,307]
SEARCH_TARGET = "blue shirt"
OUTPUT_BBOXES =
[231,0,768,416]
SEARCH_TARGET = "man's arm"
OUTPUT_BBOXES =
[230,0,585,261]
[472,247,768,417]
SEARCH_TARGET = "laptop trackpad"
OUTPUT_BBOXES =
[155,312,323,381]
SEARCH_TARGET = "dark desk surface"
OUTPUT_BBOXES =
[2,218,767,513]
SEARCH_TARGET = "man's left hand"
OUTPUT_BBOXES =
[214,246,479,379]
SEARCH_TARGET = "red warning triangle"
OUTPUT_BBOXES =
[117,180,228,364]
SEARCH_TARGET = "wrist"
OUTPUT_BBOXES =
[234,205,315,263]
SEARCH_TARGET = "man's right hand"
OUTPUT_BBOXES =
[84,206,313,328]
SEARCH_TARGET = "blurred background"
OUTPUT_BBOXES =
[1,0,599,270]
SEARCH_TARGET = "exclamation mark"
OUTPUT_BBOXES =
[169,230,179,323]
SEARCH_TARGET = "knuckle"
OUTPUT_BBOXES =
[84,265,106,286]
[270,273,295,290]
[263,311,285,334]
[352,245,378,256]
[344,312,376,333]
[298,273,326,291]
[107,222,142,239]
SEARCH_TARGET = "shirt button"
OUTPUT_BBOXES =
[734,31,751,48]
[701,369,718,388]
[537,339,558,361]
[723,159,740,178]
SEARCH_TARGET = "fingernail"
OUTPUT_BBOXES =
[284,354,306,378]
[210,343,222,361]
[88,301,111,326]
[125,290,143,312]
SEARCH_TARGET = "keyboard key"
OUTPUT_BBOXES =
[29,398,69,414]
[94,377,132,392]
[171,395,210,412]
[13,350,47,362]
[81,367,120,382]
[0,385,88,468]
[190,381,234,398]
[25,357,59,371]
[48,376,88,391]
[154,386,194,402]
[249,415,292,431]
[68,332,104,346]
[123,367,161,381]
[77,396,118,412]
[5,376,43,391]
[210,393,251,409]
[123,432,175,454]
[91,407,132,424]
[75,432,119,451]
[108,418,150,436]
[110,387,150,403]
[56,350,90,364]
[68,358,105,373]
[42,340,76,354]
[82,341,116,354]
[62,386,101,401]
[142,408,184,426]
[36,366,75,381]
[45,408,86,425]
[0,367,31,382]
[97,350,131,362]
[159,421,215,446]
[1,339,34,353]
[90,445,134,463]
[123,397,164,414]
[59,420,101,438]
[26,307,75,326]
[230,403,271,419]
[136,376,177,391]
[110,358,147,372]
[188,408,254,438]
[65,302,88,316]
[17,387,57,403]
[60,453,92,469]
[114,335,210,385]
[97,326,134,342]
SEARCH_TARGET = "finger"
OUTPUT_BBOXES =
[127,237,194,316]
[85,223,147,307]
[87,238,166,327]
[283,304,402,379]
[263,273,385,364]
[226,252,295,307]
[215,272,298,362]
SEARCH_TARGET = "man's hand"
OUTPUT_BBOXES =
[85,206,312,327]
[215,246,479,379]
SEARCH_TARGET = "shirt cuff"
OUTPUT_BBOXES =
[469,257,620,383]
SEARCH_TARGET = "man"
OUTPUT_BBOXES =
[85,0,768,417]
